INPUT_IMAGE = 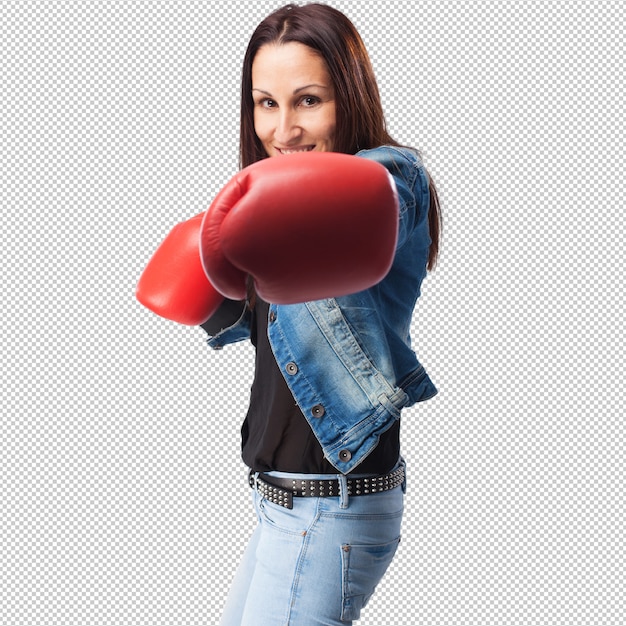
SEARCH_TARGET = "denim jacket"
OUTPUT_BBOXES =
[206,146,437,473]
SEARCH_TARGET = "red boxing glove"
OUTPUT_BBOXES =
[200,152,399,303]
[136,213,224,325]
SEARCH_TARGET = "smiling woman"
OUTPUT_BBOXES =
[136,3,442,625]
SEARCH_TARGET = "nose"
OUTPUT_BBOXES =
[275,109,302,145]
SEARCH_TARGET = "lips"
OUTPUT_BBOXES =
[276,146,315,155]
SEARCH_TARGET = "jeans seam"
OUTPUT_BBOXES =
[286,500,321,624]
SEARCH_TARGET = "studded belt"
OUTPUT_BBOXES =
[249,465,405,509]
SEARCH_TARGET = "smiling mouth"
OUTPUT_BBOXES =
[276,146,315,155]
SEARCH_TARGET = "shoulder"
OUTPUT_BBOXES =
[356,145,425,180]
[356,145,428,217]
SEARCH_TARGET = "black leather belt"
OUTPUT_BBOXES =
[249,465,404,509]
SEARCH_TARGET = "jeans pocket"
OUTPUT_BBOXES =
[340,536,401,621]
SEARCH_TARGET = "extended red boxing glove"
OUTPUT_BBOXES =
[200,152,399,303]
[136,212,224,325]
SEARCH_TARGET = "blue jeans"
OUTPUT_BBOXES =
[219,461,405,625]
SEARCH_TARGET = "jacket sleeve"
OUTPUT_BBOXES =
[199,299,251,349]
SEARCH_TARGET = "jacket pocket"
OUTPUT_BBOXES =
[340,536,401,621]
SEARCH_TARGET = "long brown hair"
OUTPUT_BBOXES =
[240,3,440,270]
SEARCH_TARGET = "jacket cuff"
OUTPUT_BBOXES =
[199,299,246,336]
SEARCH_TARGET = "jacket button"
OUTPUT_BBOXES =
[339,449,352,462]
[269,310,277,323]
[311,404,325,418]
[285,362,298,375]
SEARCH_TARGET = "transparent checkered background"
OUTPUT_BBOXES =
[2,1,624,624]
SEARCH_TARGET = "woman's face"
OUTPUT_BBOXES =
[252,42,336,157]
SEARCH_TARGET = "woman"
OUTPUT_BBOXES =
[214,5,440,624]
[138,3,441,624]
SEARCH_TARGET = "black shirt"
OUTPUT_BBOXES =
[241,299,400,474]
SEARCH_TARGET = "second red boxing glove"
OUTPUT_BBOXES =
[136,213,224,325]
[200,152,399,303]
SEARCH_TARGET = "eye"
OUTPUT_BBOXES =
[300,96,321,107]
[256,98,277,109]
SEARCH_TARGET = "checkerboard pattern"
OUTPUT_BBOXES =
[2,1,623,624]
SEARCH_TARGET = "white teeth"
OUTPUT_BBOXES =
[279,147,314,155]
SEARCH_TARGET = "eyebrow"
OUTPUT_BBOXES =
[252,84,330,96]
